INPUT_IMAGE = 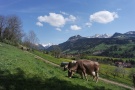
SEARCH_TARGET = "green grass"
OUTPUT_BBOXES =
[31,50,134,87]
[32,50,71,65]
[100,64,133,86]
[0,42,131,90]
[93,43,111,51]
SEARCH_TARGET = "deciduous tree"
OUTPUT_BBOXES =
[23,30,39,49]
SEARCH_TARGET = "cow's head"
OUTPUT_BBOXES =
[68,69,73,78]
[68,70,77,78]
[60,62,69,71]
[67,61,77,78]
[64,65,68,71]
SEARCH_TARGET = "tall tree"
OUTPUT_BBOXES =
[5,15,23,43]
[52,45,61,58]
[23,30,39,49]
[0,15,5,40]
[28,30,38,45]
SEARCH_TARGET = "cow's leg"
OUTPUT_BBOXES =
[95,72,99,83]
[92,76,96,81]
[68,70,74,78]
[84,73,88,81]
[82,70,88,81]
[80,72,84,79]
[91,71,96,81]
[94,67,99,83]
[71,71,75,77]
[77,70,84,79]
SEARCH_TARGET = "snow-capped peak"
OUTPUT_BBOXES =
[42,43,53,47]
[87,34,112,38]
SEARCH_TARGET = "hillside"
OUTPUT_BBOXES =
[47,31,135,58]
[0,42,131,90]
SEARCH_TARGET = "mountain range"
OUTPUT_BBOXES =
[67,34,112,42]
[38,34,113,49]
[87,34,112,38]
[39,31,135,51]
[35,43,54,50]
[67,31,135,42]
[46,31,135,58]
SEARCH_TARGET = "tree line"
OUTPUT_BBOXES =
[0,15,23,44]
[0,15,39,49]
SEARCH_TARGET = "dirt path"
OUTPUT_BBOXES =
[99,77,134,90]
[26,51,135,90]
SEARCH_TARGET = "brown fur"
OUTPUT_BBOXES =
[68,60,99,83]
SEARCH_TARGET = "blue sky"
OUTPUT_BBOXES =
[0,0,135,45]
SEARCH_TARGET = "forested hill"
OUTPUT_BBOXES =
[47,31,135,58]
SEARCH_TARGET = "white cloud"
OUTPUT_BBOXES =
[36,22,43,27]
[60,11,69,15]
[38,13,66,27]
[85,22,92,27]
[90,10,118,24]
[37,12,77,30]
[70,25,81,30]
[66,15,76,22]
[60,11,76,22]
[56,28,62,31]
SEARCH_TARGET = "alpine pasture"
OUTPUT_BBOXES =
[0,42,131,90]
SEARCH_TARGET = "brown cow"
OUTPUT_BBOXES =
[60,62,69,71]
[133,73,135,87]
[59,61,76,71]
[67,60,99,83]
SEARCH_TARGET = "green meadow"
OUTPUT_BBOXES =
[0,42,131,90]
[32,50,134,87]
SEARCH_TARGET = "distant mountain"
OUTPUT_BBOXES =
[35,43,53,50]
[35,44,46,50]
[42,43,53,49]
[47,31,135,58]
[67,31,135,40]
[111,31,135,38]
[87,34,112,38]
[111,32,123,38]
[67,34,112,42]
[67,35,86,42]
[125,31,135,34]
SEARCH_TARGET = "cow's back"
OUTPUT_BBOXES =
[77,60,99,75]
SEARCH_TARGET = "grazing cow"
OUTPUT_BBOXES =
[60,61,76,71]
[60,62,69,71]
[60,62,69,67]
[67,60,99,83]
[133,73,135,87]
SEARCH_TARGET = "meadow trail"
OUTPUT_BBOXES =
[25,51,135,90]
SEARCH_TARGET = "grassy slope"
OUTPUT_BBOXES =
[31,50,71,65]
[32,50,134,87]
[100,64,133,86]
[0,42,130,90]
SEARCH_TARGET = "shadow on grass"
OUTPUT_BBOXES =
[0,68,111,90]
